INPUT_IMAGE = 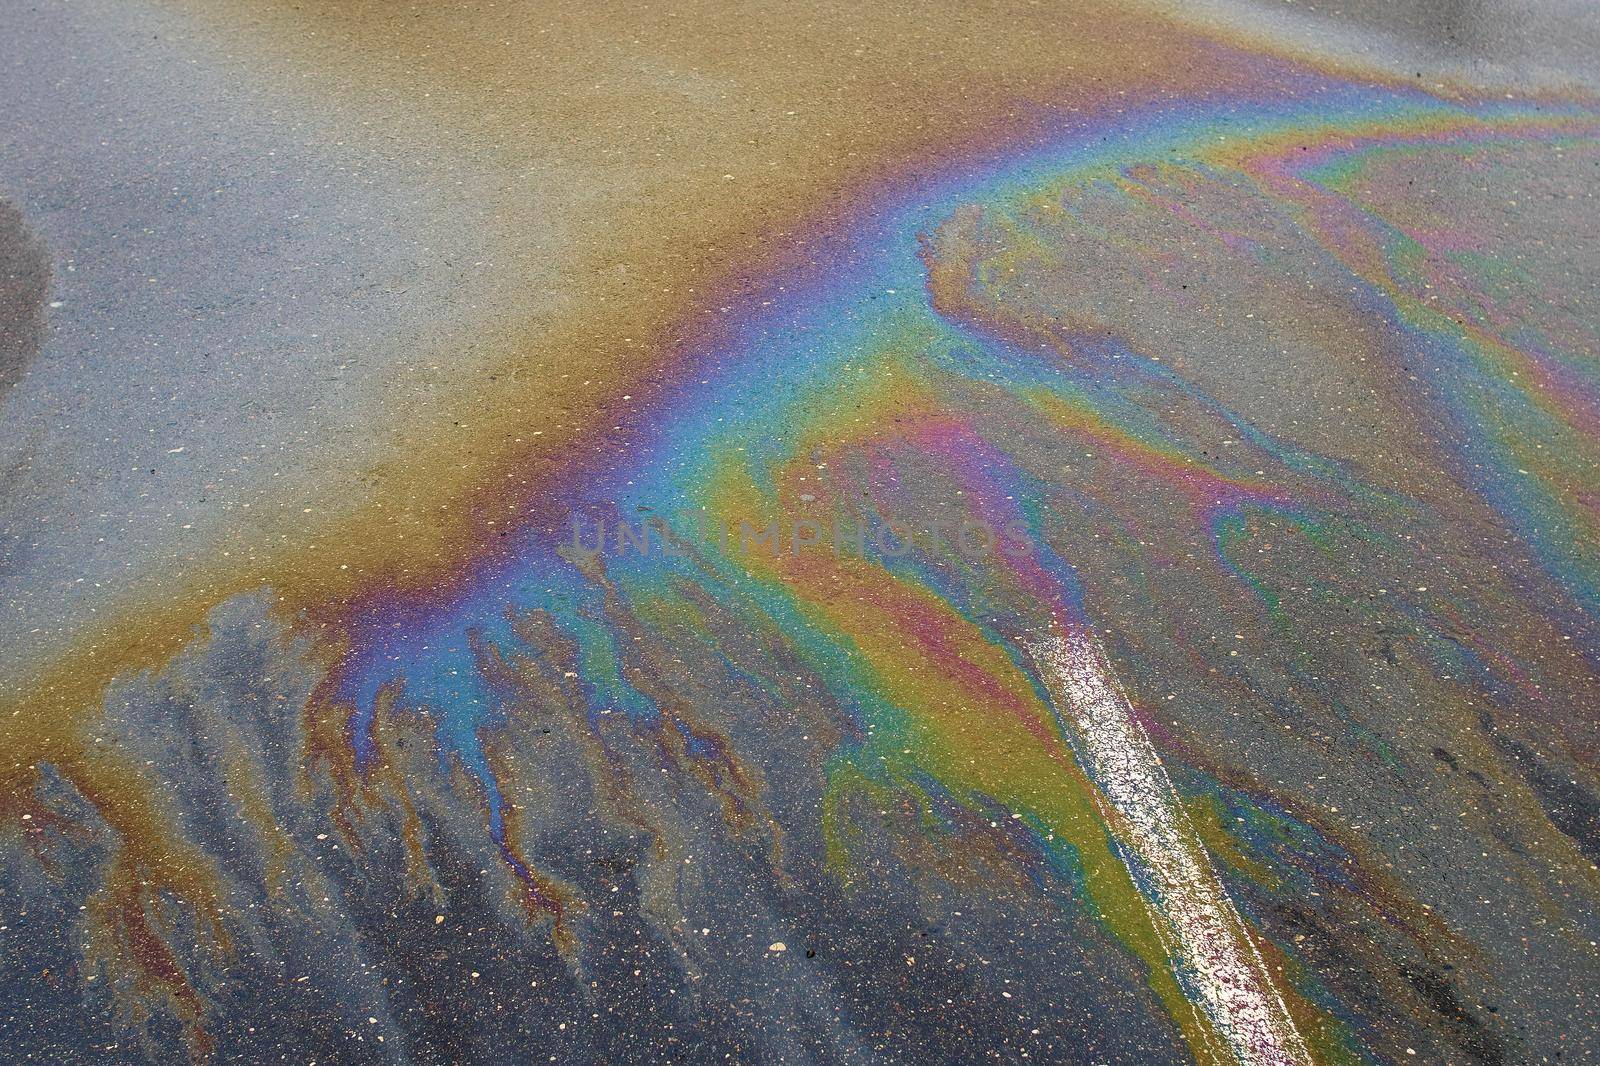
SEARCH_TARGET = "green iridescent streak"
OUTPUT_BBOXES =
[1215,510,1285,617]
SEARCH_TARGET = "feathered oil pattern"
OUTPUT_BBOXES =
[2,24,1599,1066]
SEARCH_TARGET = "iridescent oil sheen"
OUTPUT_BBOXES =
[3,20,1599,1065]
[307,87,1597,1062]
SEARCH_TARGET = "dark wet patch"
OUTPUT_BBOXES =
[1497,734,1600,866]
[1399,966,1506,1065]
[0,199,49,396]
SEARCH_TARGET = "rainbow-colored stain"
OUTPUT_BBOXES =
[299,86,1597,1062]
[4,41,1599,1062]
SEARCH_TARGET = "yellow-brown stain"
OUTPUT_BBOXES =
[0,9,1426,1047]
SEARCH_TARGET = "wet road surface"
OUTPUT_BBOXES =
[1,1,1598,1062]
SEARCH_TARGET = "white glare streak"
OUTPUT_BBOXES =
[1031,629,1311,1066]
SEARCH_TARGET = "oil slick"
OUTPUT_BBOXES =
[2,5,1599,1063]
